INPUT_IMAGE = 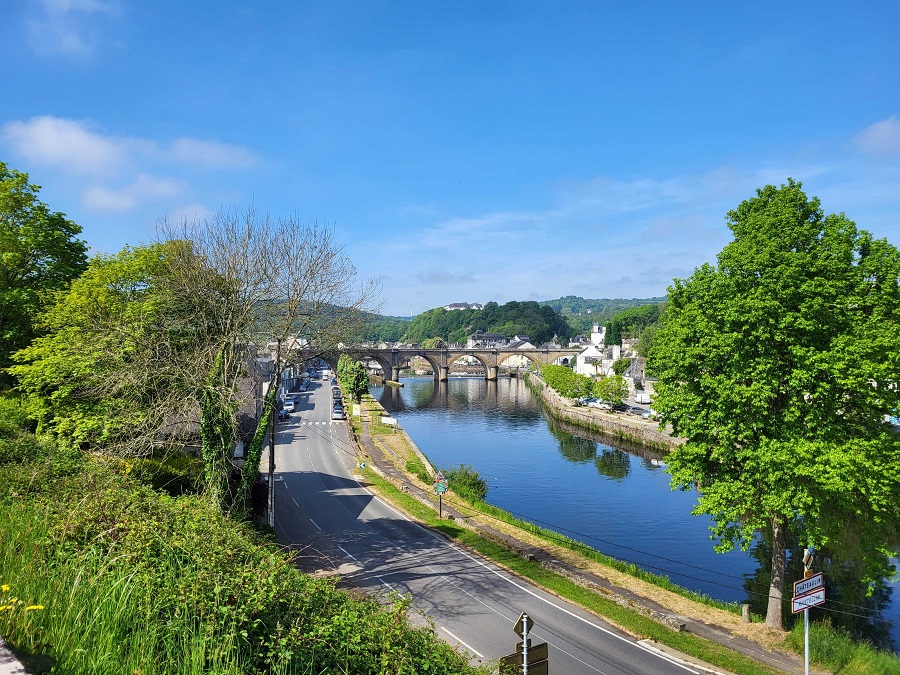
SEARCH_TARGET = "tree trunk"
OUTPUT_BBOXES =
[766,514,787,629]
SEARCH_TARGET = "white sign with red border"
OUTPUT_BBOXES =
[792,588,825,613]
[793,572,823,597]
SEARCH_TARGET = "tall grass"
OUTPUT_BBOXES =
[786,620,900,675]
[0,431,489,674]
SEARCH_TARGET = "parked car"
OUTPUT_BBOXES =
[283,400,296,413]
[277,408,290,421]
[588,400,611,410]
[331,407,345,420]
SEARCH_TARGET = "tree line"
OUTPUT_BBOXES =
[402,300,572,345]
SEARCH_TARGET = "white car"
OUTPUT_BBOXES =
[283,400,296,413]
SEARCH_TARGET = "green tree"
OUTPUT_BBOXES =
[338,354,369,402]
[649,179,900,629]
[593,375,629,404]
[0,162,88,387]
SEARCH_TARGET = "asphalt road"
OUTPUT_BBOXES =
[269,378,698,675]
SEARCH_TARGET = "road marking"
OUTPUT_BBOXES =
[291,497,299,508]
[379,577,394,591]
[309,518,321,531]
[440,627,484,658]
[338,545,356,561]
[365,494,697,672]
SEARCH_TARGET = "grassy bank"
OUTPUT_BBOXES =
[359,467,784,675]
[0,398,488,675]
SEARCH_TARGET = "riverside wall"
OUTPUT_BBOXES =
[524,372,682,454]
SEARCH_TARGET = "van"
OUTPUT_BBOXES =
[635,392,652,404]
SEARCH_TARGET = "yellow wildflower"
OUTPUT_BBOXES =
[25,605,44,611]
[1,584,9,592]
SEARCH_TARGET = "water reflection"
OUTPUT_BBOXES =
[744,534,896,651]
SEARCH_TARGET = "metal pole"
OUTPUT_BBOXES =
[439,493,442,518]
[804,608,809,675]
[522,613,529,675]
[268,339,281,528]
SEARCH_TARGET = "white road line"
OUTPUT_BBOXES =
[440,627,484,659]
[309,518,321,531]
[365,491,697,672]
[291,497,300,508]
[302,410,691,672]
[379,577,394,591]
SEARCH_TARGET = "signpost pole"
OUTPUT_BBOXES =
[804,606,809,675]
[803,547,813,675]
[439,493,442,518]
[522,614,528,675]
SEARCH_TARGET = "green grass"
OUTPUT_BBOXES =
[360,467,786,675]
[785,620,900,674]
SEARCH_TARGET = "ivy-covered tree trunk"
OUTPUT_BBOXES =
[200,348,233,510]
[232,381,277,514]
[766,515,787,629]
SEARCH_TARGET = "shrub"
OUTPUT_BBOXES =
[445,464,488,502]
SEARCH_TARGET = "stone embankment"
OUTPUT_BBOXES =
[524,372,683,453]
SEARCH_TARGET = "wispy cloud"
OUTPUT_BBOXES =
[83,174,185,211]
[372,117,900,314]
[1,116,259,213]
[853,116,900,157]
[27,0,121,57]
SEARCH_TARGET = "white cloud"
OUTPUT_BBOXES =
[853,116,900,157]
[27,0,120,57]
[83,174,185,212]
[2,116,129,175]
[0,115,260,214]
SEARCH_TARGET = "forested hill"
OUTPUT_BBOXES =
[402,301,571,345]
[539,295,667,333]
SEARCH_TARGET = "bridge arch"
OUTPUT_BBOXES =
[446,352,489,376]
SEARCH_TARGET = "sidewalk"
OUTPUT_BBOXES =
[0,639,26,675]
[351,405,824,675]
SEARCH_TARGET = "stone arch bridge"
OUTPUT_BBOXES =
[323,346,582,382]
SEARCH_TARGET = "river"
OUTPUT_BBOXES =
[371,375,899,653]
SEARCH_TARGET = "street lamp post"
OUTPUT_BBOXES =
[268,339,281,528]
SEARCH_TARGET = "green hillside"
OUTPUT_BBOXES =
[402,301,571,345]
[539,295,667,334]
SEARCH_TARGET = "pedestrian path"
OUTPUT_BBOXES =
[0,638,25,675]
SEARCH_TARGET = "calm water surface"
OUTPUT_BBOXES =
[371,376,899,652]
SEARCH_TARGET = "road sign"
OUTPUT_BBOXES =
[513,612,531,637]
[436,469,446,480]
[499,652,549,675]
[516,641,548,662]
[792,588,826,613]
[794,572,823,597]
[803,547,815,569]
[434,481,448,493]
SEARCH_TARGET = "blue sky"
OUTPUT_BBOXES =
[2,1,899,316]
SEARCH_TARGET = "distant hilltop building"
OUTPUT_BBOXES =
[444,302,484,311]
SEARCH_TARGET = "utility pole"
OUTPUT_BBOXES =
[268,338,281,528]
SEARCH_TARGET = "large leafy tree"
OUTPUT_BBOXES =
[0,162,88,386]
[649,179,900,630]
